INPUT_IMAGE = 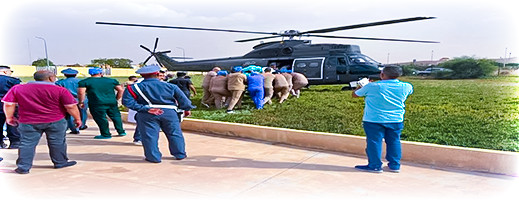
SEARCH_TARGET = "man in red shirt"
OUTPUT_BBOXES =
[2,70,81,174]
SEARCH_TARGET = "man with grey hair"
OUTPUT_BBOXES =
[352,66,413,173]
[2,70,80,174]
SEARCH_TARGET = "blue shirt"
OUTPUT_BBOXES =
[0,75,21,113]
[247,73,264,89]
[122,78,195,112]
[56,77,80,98]
[354,79,413,123]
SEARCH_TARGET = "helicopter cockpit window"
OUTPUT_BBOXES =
[348,55,377,65]
[296,63,307,68]
[309,62,319,68]
[338,57,347,65]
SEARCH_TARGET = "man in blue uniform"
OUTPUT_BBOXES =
[56,68,88,134]
[122,65,195,163]
[0,65,21,149]
[246,71,265,109]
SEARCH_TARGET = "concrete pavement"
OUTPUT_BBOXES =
[1,119,517,200]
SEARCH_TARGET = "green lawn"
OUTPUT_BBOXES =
[189,76,519,152]
[18,75,519,151]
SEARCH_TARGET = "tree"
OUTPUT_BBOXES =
[438,57,498,79]
[32,58,55,66]
[90,58,133,68]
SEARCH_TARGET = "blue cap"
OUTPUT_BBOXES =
[61,68,78,75]
[88,67,104,75]
[217,70,228,76]
[232,66,243,72]
[135,65,161,74]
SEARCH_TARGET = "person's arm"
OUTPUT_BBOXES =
[172,85,196,111]
[3,103,18,126]
[189,84,197,96]
[64,104,81,128]
[115,85,124,100]
[352,85,362,98]
[77,87,87,108]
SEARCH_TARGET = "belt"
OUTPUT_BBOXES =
[149,105,178,110]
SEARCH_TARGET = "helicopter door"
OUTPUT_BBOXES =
[292,57,325,80]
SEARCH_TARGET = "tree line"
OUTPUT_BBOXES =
[31,58,134,68]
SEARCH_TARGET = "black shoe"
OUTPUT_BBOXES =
[69,131,80,134]
[144,158,161,163]
[0,142,7,149]
[173,156,186,160]
[79,125,88,130]
[14,168,29,174]
[8,142,20,149]
[54,161,77,169]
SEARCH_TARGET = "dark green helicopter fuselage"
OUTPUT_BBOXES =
[157,40,381,85]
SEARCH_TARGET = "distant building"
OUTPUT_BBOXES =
[393,57,450,67]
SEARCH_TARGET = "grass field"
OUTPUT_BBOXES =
[188,76,519,152]
[19,75,519,151]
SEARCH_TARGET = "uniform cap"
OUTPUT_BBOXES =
[61,68,78,75]
[88,67,104,75]
[135,65,161,74]
[232,66,243,72]
[217,70,228,76]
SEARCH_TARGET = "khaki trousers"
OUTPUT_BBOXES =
[227,90,244,111]
[263,87,274,104]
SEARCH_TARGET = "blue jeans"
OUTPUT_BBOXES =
[16,119,70,171]
[363,121,404,170]
[248,87,264,109]
[136,109,185,162]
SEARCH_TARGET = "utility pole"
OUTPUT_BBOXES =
[387,53,390,64]
[35,36,49,67]
[27,38,32,65]
[431,50,434,61]
[177,47,185,62]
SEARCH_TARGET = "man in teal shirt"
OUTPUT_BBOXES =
[352,66,413,173]
[78,67,125,139]
[56,68,88,134]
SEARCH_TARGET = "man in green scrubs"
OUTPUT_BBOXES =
[78,67,126,139]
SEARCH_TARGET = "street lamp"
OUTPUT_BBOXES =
[35,36,49,67]
[176,47,185,61]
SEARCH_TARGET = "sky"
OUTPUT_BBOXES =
[1,0,517,66]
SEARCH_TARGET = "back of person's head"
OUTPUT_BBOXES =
[212,67,221,72]
[264,67,272,73]
[128,75,137,80]
[64,74,77,78]
[382,65,403,79]
[176,71,187,77]
[34,70,55,81]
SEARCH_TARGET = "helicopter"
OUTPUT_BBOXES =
[96,17,438,87]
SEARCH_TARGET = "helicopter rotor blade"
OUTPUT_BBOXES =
[96,21,278,35]
[143,55,153,65]
[140,45,152,53]
[302,17,436,34]
[157,50,172,54]
[169,57,193,59]
[153,38,159,52]
[235,35,282,43]
[308,34,439,43]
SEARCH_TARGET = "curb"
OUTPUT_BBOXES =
[120,112,519,176]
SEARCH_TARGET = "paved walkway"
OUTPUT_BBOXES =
[1,120,517,200]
